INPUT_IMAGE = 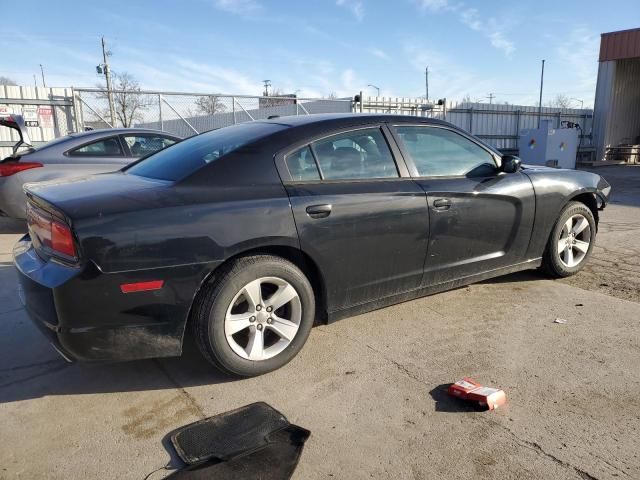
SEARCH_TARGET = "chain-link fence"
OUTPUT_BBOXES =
[74,88,353,138]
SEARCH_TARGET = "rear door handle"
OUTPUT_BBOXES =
[306,204,332,219]
[433,198,452,210]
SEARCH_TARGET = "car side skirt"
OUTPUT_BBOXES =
[326,258,542,323]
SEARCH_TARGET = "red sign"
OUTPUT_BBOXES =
[38,106,54,128]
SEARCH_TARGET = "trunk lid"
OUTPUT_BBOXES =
[24,171,174,220]
[0,114,33,159]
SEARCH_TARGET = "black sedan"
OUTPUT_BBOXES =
[14,114,611,376]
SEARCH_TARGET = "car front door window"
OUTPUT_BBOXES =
[395,126,497,177]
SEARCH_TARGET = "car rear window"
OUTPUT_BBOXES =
[126,122,287,181]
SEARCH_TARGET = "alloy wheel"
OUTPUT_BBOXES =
[224,277,302,361]
[557,214,591,268]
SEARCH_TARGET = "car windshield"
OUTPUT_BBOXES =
[125,122,287,181]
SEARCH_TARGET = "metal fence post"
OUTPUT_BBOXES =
[72,88,82,132]
[158,94,163,130]
[515,110,521,150]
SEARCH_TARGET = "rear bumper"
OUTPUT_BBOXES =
[13,236,193,362]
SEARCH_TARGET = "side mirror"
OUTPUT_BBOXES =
[501,155,521,173]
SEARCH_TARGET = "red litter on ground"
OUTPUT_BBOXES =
[447,378,507,410]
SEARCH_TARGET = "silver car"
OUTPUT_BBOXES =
[0,115,180,219]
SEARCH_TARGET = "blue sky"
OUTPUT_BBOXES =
[2,0,639,107]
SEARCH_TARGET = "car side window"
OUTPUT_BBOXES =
[123,135,177,158]
[395,126,497,177]
[285,146,321,181]
[311,128,398,180]
[69,137,123,157]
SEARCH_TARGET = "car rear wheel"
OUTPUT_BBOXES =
[542,201,596,277]
[193,255,315,377]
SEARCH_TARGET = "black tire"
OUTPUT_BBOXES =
[192,255,315,377]
[542,201,596,278]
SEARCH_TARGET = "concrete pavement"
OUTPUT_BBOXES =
[1,166,638,479]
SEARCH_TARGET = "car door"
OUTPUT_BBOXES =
[390,124,535,285]
[278,126,429,312]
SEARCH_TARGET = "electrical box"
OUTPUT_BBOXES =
[519,120,580,169]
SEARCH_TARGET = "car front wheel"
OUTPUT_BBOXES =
[542,201,596,277]
[193,255,315,377]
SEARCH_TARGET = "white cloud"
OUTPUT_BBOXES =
[172,58,262,94]
[415,0,450,12]
[460,8,514,56]
[553,26,599,102]
[336,0,364,21]
[369,48,389,60]
[214,0,262,15]
[416,2,516,57]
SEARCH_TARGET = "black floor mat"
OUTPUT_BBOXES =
[165,424,311,480]
[171,402,291,465]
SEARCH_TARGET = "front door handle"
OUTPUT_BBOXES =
[433,198,452,210]
[306,204,332,219]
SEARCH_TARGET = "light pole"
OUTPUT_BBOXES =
[537,59,545,128]
[570,98,584,109]
[367,84,380,97]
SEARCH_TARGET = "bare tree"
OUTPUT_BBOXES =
[546,94,572,109]
[0,76,17,86]
[195,95,227,115]
[461,94,472,104]
[96,72,150,127]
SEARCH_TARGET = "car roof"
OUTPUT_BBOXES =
[253,112,452,128]
[68,128,181,139]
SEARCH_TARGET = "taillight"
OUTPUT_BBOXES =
[26,202,77,260]
[0,162,43,176]
[51,221,76,257]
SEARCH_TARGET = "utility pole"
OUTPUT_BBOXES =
[101,36,116,126]
[425,66,429,101]
[262,79,271,96]
[33,74,37,88]
[39,64,46,88]
[537,59,545,127]
[487,93,495,104]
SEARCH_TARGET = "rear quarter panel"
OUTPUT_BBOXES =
[63,148,299,356]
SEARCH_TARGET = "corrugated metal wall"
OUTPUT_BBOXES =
[608,59,640,145]
[593,58,640,160]
[592,61,616,161]
[0,86,76,158]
